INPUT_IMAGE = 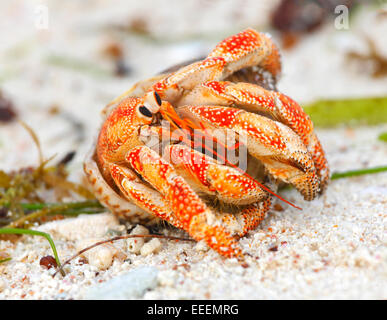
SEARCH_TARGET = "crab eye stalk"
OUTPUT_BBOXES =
[154,92,162,106]
[139,105,153,117]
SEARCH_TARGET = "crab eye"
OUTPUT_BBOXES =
[139,105,153,117]
[154,92,162,106]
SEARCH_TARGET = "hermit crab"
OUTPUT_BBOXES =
[84,28,329,262]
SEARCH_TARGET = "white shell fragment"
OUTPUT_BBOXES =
[194,240,210,252]
[76,238,126,270]
[140,238,162,256]
[126,225,149,254]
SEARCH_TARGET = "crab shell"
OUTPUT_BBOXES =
[84,28,329,262]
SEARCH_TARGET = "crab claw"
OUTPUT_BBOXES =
[126,145,245,260]
[208,28,282,81]
[177,105,320,200]
[151,57,226,102]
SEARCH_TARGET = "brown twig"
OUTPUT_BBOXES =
[53,234,195,278]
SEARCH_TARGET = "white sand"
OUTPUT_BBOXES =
[0,1,386,299]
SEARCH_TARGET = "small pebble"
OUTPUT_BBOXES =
[39,256,58,270]
[127,225,149,254]
[0,91,17,122]
[76,238,124,270]
[140,238,162,256]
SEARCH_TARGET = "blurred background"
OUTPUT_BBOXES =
[0,0,386,176]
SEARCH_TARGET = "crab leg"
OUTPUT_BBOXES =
[151,57,226,102]
[165,144,268,205]
[149,29,281,103]
[169,141,273,236]
[125,145,245,260]
[84,153,160,224]
[219,198,272,237]
[207,28,281,81]
[109,163,185,230]
[178,81,329,192]
[177,105,320,201]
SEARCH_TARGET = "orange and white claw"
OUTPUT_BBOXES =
[178,81,328,194]
[166,144,268,205]
[151,57,226,102]
[125,145,245,260]
[307,133,330,192]
[189,213,244,260]
[207,28,282,81]
[219,197,272,237]
[180,81,314,146]
[177,105,319,200]
[109,163,184,229]
[274,93,329,191]
[150,28,281,104]
[83,154,157,224]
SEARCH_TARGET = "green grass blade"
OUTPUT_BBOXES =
[303,96,387,127]
[378,132,387,142]
[13,200,104,211]
[2,200,104,228]
[331,166,387,180]
[0,257,11,264]
[0,228,65,276]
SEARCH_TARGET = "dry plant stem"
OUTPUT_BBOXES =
[19,121,43,165]
[53,234,195,278]
[6,206,66,228]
